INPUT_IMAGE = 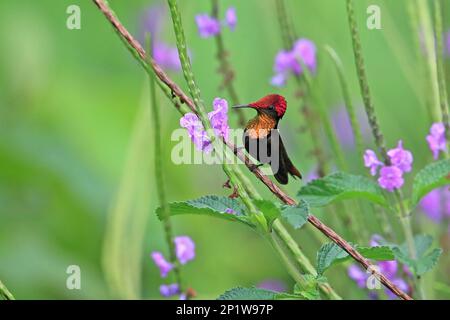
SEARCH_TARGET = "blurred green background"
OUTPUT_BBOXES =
[0,0,449,299]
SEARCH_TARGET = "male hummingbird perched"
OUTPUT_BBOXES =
[233,94,302,184]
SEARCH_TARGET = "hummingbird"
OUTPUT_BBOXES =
[233,94,302,185]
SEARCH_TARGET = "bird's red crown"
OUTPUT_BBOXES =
[249,94,287,118]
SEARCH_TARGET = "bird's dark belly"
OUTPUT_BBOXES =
[243,130,274,164]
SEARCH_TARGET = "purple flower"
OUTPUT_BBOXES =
[151,252,173,278]
[270,73,287,87]
[419,187,450,223]
[426,122,447,159]
[180,113,212,153]
[159,283,180,297]
[195,14,221,38]
[378,260,398,279]
[174,236,195,265]
[378,166,404,192]
[364,150,383,176]
[180,98,230,152]
[292,38,317,74]
[369,234,384,247]
[387,140,413,173]
[257,280,287,292]
[225,208,236,214]
[225,7,237,31]
[348,265,367,288]
[270,38,317,87]
[306,167,320,183]
[209,98,230,140]
[153,42,181,71]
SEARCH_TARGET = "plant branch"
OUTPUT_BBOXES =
[92,0,412,300]
[0,279,15,300]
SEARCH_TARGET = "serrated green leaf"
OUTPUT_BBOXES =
[294,275,321,300]
[217,287,278,300]
[254,200,281,228]
[316,243,395,274]
[411,159,450,207]
[155,195,256,228]
[392,234,443,276]
[281,200,310,229]
[316,243,350,275]
[298,172,388,208]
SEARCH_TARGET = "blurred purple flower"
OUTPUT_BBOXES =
[180,98,230,152]
[369,234,384,247]
[139,5,182,72]
[196,14,221,38]
[378,260,398,279]
[225,7,237,31]
[426,122,447,159]
[419,187,450,223]
[225,208,236,214]
[270,38,317,87]
[363,150,383,176]
[378,166,404,192]
[306,167,320,183]
[257,279,287,292]
[159,283,180,297]
[151,252,173,278]
[153,42,181,71]
[387,140,413,173]
[292,38,317,74]
[270,73,287,87]
[174,236,195,265]
[347,265,367,288]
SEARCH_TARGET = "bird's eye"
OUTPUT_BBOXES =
[269,105,275,110]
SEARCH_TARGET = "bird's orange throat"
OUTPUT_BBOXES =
[245,113,278,139]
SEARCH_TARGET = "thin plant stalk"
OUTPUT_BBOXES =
[0,279,15,300]
[211,0,245,126]
[434,0,450,156]
[93,0,412,300]
[324,45,364,158]
[416,0,441,122]
[146,37,183,290]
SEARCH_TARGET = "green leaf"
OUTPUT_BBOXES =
[411,159,450,207]
[392,234,443,276]
[217,287,278,300]
[316,243,350,275]
[281,200,310,229]
[298,172,388,208]
[254,200,281,228]
[156,195,256,228]
[316,243,395,274]
[293,275,322,300]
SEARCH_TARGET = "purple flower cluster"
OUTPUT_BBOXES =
[180,98,230,153]
[348,235,411,299]
[139,5,182,72]
[270,38,317,87]
[426,123,447,159]
[364,141,413,192]
[195,7,237,38]
[419,187,450,223]
[151,235,195,298]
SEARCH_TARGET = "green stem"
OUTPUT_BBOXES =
[324,45,364,158]
[434,0,450,156]
[416,0,441,122]
[345,0,388,160]
[211,0,245,126]
[147,38,183,290]
[0,280,15,300]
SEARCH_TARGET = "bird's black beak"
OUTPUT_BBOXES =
[232,104,252,109]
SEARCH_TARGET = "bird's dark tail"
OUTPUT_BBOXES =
[273,136,302,185]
